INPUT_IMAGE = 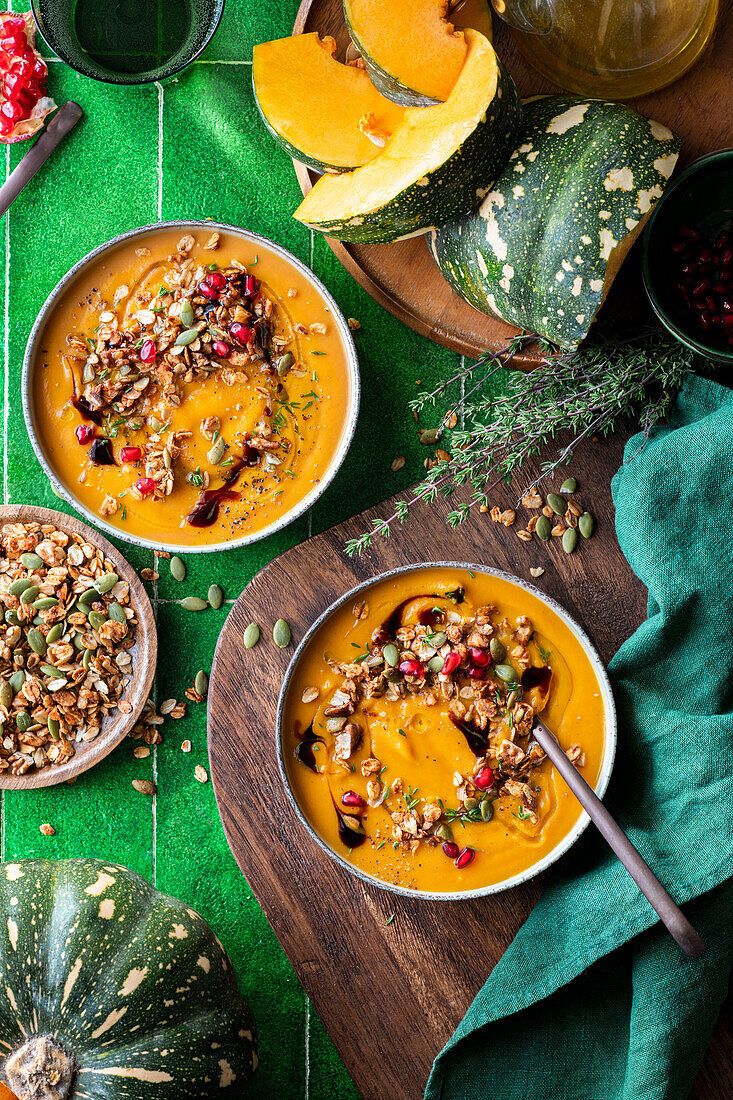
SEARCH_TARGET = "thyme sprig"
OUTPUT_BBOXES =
[345,330,699,557]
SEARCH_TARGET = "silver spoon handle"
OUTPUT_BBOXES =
[0,101,83,220]
[532,718,704,958]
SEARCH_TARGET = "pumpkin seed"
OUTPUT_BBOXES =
[8,578,31,596]
[175,327,199,346]
[108,602,126,623]
[27,628,47,657]
[194,670,209,697]
[89,610,108,630]
[32,614,44,625]
[382,643,399,667]
[40,663,60,677]
[46,624,64,644]
[277,351,295,378]
[47,718,60,741]
[560,477,577,494]
[208,584,223,610]
[15,711,31,732]
[562,527,578,554]
[9,670,25,692]
[427,630,447,648]
[435,823,454,843]
[0,681,12,708]
[578,511,595,539]
[82,648,93,671]
[536,515,552,541]
[273,619,291,648]
[494,663,517,683]
[179,299,195,327]
[464,797,479,812]
[427,655,444,673]
[78,587,97,607]
[170,555,187,582]
[243,622,260,649]
[489,638,506,662]
[207,437,226,465]
[180,596,208,612]
[20,585,39,605]
[73,633,86,651]
[93,572,119,595]
[480,798,494,822]
[507,687,522,707]
[547,493,565,515]
[4,610,18,626]
[34,596,58,610]
[20,552,44,570]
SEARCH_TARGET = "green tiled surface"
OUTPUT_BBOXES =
[1,3,505,1096]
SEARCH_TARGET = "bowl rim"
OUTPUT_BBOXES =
[642,147,733,363]
[0,502,157,789]
[22,219,361,555]
[275,561,618,901]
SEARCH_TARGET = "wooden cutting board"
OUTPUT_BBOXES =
[207,429,732,1099]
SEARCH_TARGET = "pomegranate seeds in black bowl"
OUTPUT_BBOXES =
[642,148,733,362]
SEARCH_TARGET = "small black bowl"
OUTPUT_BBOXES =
[643,149,733,363]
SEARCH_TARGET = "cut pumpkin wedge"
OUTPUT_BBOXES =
[252,34,405,173]
[294,30,521,245]
[344,0,493,106]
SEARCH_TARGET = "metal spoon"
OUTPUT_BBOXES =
[532,716,705,958]
[0,101,83,219]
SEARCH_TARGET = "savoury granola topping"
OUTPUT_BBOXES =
[0,521,138,774]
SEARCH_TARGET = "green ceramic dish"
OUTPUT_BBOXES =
[642,148,733,363]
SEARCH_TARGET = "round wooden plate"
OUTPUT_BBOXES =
[0,504,157,789]
[292,0,733,363]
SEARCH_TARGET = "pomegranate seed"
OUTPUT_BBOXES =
[121,446,142,463]
[723,249,733,267]
[1,34,26,53]
[706,295,717,312]
[440,651,461,676]
[16,88,35,110]
[242,275,258,297]
[712,315,721,326]
[692,279,709,297]
[468,666,487,680]
[722,314,733,328]
[341,790,364,807]
[1,99,23,122]
[10,58,32,79]
[135,477,156,496]
[3,17,26,31]
[469,647,491,667]
[399,659,425,677]
[204,270,226,289]
[700,248,712,263]
[229,322,253,344]
[715,233,730,249]
[3,71,22,96]
[678,227,700,241]
[454,847,475,869]
[442,841,459,859]
[723,299,733,313]
[213,340,230,358]
[699,312,712,330]
[74,424,94,445]
[139,339,156,362]
[0,116,12,136]
[670,242,686,254]
[30,56,46,79]
[197,280,219,300]
[712,284,727,294]
[474,766,494,790]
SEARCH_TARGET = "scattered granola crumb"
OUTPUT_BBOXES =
[499,509,516,527]
[436,448,450,463]
[522,488,543,508]
[39,823,55,836]
[529,567,545,578]
[195,764,208,783]
[159,698,177,715]
[203,231,220,250]
[445,410,458,429]
[181,740,192,753]
[132,778,155,795]
[347,317,361,331]
[391,456,405,472]
[551,524,565,537]
[516,529,532,541]
[133,745,151,759]
[287,287,298,298]
[140,568,159,581]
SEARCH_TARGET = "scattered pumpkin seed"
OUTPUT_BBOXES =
[243,622,260,649]
[47,718,60,741]
[480,798,494,822]
[175,327,199,346]
[273,618,291,648]
[0,682,12,708]
[8,670,25,692]
[46,624,64,644]
[464,797,479,812]
[27,628,47,656]
[489,638,506,662]
[20,585,39,605]
[33,596,58,610]
[20,552,44,570]
[382,643,399,667]
[536,515,552,541]
[180,596,208,612]
[82,648,93,671]
[78,587,97,607]
[427,655,444,673]
[418,427,439,446]
[40,663,59,677]
[560,477,577,494]
[194,670,209,697]
[15,711,31,732]
[494,663,517,683]
[93,572,119,595]
[8,578,31,596]
[579,512,595,539]
[562,527,578,554]
[435,823,454,843]
[73,633,86,651]
[277,351,295,378]
[4,610,19,626]
[89,610,108,630]
[207,437,226,465]
[108,602,126,623]
[427,630,447,648]
[179,299,195,327]
[547,493,565,515]
[170,555,187,582]
[208,583,223,610]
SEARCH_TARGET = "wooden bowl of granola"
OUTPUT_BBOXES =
[0,505,156,788]
[277,562,617,899]
[22,221,360,553]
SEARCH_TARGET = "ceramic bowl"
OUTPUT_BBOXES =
[276,562,617,901]
[0,504,156,789]
[643,148,733,362]
[22,220,360,554]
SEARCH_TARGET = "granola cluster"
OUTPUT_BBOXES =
[0,521,137,774]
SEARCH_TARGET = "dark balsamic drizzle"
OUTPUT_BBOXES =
[522,665,551,694]
[71,395,104,427]
[336,809,367,849]
[88,438,115,465]
[449,715,488,757]
[294,722,324,773]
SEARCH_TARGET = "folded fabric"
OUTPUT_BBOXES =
[426,375,733,1100]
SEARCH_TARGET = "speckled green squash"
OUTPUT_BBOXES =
[431,96,681,349]
[294,32,522,245]
[0,859,257,1099]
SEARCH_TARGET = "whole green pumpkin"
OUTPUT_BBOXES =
[0,859,257,1099]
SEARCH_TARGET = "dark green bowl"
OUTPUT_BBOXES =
[643,148,733,363]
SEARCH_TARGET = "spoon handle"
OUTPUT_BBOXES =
[532,718,705,958]
[0,101,83,219]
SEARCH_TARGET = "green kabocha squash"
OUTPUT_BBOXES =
[294,30,522,245]
[431,95,681,349]
[0,859,257,1099]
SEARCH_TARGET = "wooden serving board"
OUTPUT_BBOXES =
[292,0,733,363]
[207,429,731,1099]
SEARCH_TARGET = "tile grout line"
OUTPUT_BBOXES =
[304,995,310,1100]
[1,142,8,859]
[155,82,164,221]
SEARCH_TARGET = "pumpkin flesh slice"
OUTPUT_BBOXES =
[295,30,522,244]
[252,34,405,172]
[344,0,493,105]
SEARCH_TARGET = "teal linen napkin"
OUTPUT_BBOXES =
[426,374,733,1100]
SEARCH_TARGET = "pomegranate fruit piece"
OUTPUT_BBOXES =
[139,339,156,362]
[474,766,494,790]
[0,12,56,144]
[454,847,475,869]
[469,646,491,667]
[341,790,364,808]
[442,841,459,859]
[229,322,253,345]
[197,280,219,300]
[242,275,258,297]
[398,659,425,677]
[213,340,230,358]
[120,446,142,463]
[74,424,94,445]
[204,270,227,289]
[135,477,156,496]
[440,651,461,676]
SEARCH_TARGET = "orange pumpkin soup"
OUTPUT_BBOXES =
[282,567,608,894]
[30,226,356,548]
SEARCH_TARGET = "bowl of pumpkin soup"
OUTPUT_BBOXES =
[23,221,359,552]
[278,564,616,899]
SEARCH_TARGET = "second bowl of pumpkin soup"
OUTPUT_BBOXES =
[24,221,359,552]
[278,564,616,899]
